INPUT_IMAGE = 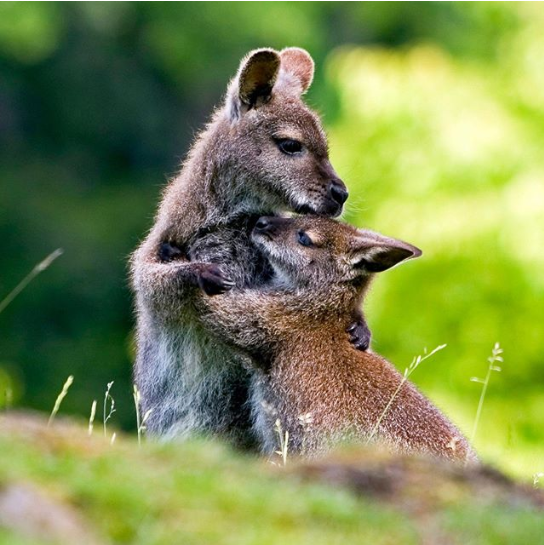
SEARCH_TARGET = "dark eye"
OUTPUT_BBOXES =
[297,230,313,247]
[276,138,303,155]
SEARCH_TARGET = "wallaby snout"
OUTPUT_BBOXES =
[304,178,348,217]
[318,160,348,216]
[294,178,348,217]
[328,179,349,206]
[253,216,283,239]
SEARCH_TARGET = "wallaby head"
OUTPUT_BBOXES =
[251,216,422,287]
[220,47,347,217]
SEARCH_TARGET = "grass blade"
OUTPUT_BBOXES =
[367,344,447,444]
[48,375,74,426]
[0,249,63,315]
[470,343,503,444]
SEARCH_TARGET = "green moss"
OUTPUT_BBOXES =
[0,417,542,545]
[0,422,417,545]
[444,504,544,545]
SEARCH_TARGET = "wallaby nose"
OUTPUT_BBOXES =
[328,180,349,206]
[253,216,280,239]
[255,217,271,231]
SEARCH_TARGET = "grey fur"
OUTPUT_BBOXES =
[131,48,354,447]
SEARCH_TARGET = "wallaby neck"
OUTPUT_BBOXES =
[178,119,277,230]
[273,283,362,354]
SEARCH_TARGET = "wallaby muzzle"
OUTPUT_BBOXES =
[293,178,349,218]
[253,216,284,239]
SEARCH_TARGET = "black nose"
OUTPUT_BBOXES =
[254,217,272,231]
[328,180,348,206]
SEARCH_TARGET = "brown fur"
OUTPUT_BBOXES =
[200,217,476,463]
[130,48,368,445]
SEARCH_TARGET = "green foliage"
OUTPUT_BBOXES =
[0,3,541,479]
[327,6,544,475]
[0,421,419,545]
[1,418,542,545]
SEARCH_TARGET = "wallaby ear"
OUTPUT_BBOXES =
[226,48,280,121]
[278,47,315,95]
[350,231,422,273]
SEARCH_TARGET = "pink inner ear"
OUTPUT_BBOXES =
[237,49,280,106]
[279,48,314,92]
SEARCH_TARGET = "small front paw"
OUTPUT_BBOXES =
[347,320,371,351]
[197,265,235,296]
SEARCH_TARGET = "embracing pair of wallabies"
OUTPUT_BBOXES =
[131,48,475,463]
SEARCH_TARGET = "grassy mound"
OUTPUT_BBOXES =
[0,413,542,545]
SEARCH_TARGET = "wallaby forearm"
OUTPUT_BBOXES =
[202,283,370,363]
[132,234,221,318]
[201,290,290,355]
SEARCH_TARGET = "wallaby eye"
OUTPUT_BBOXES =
[276,138,303,155]
[297,230,313,247]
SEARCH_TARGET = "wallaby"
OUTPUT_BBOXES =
[199,216,476,463]
[131,48,370,446]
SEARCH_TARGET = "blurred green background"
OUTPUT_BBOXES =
[0,2,542,478]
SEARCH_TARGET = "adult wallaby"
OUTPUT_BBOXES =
[199,216,476,463]
[131,48,370,446]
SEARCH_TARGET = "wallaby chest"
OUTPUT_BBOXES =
[187,215,274,288]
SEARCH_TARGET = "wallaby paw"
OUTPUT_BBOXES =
[347,320,371,351]
[197,265,235,296]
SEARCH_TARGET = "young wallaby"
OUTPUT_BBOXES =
[131,48,370,446]
[199,216,476,463]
